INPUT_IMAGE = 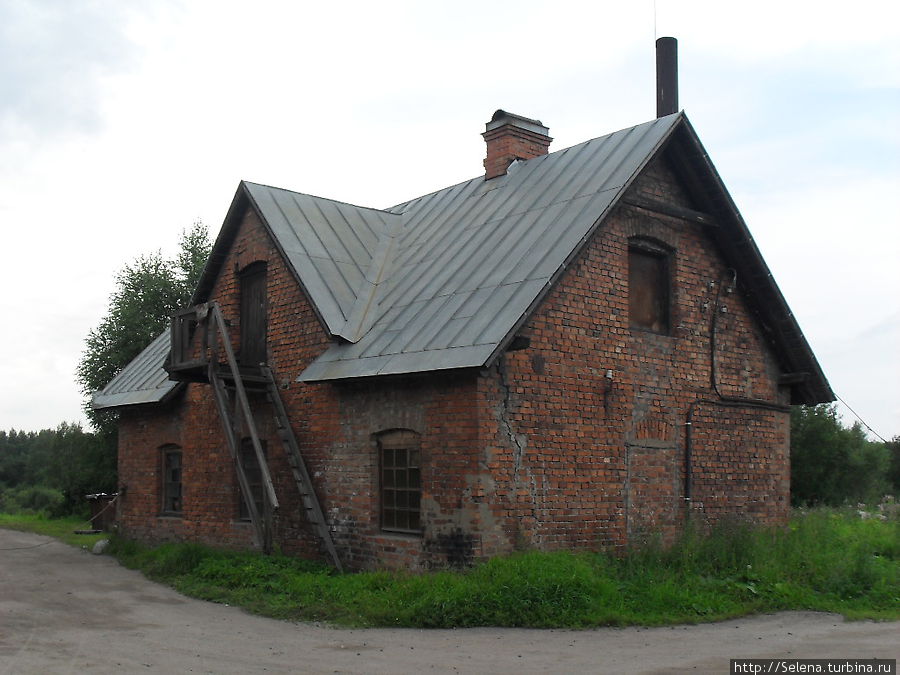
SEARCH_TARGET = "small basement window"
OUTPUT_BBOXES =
[378,430,422,534]
[628,242,671,334]
[161,445,182,516]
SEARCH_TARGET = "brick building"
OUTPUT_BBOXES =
[94,109,832,570]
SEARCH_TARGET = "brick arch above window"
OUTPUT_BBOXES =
[628,234,675,256]
[376,428,421,449]
[237,259,267,275]
[628,236,673,335]
[622,212,680,250]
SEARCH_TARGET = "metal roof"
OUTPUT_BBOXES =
[93,110,833,407]
[92,331,180,409]
[243,184,401,339]
[299,114,679,380]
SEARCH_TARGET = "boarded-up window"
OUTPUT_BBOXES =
[629,244,670,334]
[161,445,182,515]
[238,438,267,521]
[378,430,422,534]
[240,262,267,366]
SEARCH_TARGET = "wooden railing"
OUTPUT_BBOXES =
[166,304,211,380]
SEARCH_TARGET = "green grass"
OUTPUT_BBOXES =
[3,508,898,627]
[0,512,108,550]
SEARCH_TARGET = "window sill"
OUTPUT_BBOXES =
[377,530,423,540]
[629,325,672,337]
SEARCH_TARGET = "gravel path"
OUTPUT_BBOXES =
[1,528,896,674]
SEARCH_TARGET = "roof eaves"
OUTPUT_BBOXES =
[92,381,183,410]
[91,331,183,410]
[666,117,834,404]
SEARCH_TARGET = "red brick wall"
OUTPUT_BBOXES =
[477,153,790,551]
[117,207,508,569]
[118,153,790,568]
[116,205,335,554]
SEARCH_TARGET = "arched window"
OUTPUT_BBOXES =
[377,430,422,534]
[160,444,182,516]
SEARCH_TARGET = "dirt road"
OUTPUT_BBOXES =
[1,529,896,674]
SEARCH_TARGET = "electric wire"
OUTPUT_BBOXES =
[834,392,889,443]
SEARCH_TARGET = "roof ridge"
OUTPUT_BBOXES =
[300,114,686,382]
[384,115,679,213]
[243,180,397,216]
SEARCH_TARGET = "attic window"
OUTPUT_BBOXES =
[628,240,671,334]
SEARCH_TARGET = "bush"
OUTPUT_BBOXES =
[0,484,64,515]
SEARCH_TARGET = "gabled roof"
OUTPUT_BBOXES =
[93,111,833,410]
[242,185,401,340]
[298,114,679,381]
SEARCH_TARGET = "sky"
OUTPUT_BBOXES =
[1,0,897,439]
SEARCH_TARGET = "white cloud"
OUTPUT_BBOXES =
[0,0,897,438]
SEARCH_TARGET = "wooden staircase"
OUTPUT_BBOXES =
[166,302,342,571]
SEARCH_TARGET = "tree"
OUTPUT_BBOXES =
[887,436,900,494]
[0,430,28,487]
[791,403,893,506]
[77,221,211,435]
[0,423,114,515]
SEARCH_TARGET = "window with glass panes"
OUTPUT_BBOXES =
[378,430,422,534]
[161,445,182,515]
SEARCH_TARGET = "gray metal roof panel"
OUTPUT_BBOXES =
[244,182,402,339]
[92,331,179,410]
[403,291,473,353]
[92,386,178,409]
[297,115,679,381]
[448,281,522,347]
[476,279,549,344]
[359,329,403,358]
[299,354,396,381]
[298,344,494,382]
[378,344,494,375]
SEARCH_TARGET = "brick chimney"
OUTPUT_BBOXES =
[482,110,552,180]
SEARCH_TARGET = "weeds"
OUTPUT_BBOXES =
[3,508,897,627]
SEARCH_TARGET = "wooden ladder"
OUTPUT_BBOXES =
[201,302,341,569]
[260,365,342,572]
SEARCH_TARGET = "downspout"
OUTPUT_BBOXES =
[684,271,790,506]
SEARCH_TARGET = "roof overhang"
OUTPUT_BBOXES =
[661,117,833,404]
